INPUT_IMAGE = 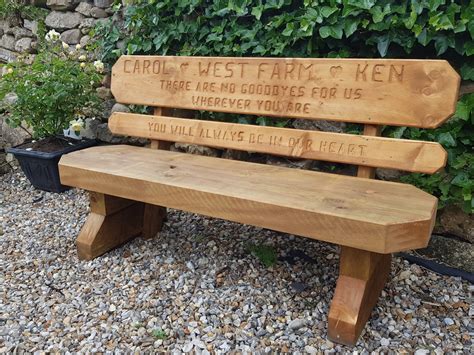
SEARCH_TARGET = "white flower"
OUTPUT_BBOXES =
[69,118,84,132]
[78,55,87,62]
[76,44,81,50]
[45,29,60,42]
[80,62,86,68]
[62,42,69,49]
[93,60,104,73]
[7,68,13,74]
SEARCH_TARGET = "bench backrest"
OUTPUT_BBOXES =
[108,56,460,174]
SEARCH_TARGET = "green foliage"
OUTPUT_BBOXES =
[96,0,473,212]
[0,31,103,139]
[247,243,277,267]
[152,328,167,340]
[0,0,48,21]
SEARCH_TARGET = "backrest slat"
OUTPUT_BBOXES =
[111,56,460,128]
[109,113,447,174]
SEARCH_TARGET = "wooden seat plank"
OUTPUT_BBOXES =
[109,112,447,173]
[111,56,460,128]
[59,145,436,254]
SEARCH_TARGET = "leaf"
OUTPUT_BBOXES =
[282,23,295,36]
[438,132,457,147]
[251,5,263,20]
[344,18,358,37]
[376,34,390,57]
[319,26,331,39]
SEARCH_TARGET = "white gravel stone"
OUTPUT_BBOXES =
[0,169,472,352]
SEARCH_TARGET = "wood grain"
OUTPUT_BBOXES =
[109,113,446,173]
[328,247,391,345]
[59,145,437,254]
[76,193,144,260]
[111,56,460,128]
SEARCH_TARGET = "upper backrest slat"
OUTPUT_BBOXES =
[111,56,460,128]
[109,112,447,174]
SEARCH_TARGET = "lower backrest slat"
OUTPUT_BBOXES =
[109,112,447,174]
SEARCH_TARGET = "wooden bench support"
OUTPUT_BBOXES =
[77,192,166,260]
[328,247,391,346]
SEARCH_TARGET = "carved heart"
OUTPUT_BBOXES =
[330,66,343,77]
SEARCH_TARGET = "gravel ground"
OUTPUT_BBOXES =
[1,169,473,353]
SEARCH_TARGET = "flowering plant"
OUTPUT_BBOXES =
[0,30,103,139]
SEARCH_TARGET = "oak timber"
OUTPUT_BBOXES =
[111,56,460,128]
[109,113,447,173]
[59,145,437,254]
[328,124,392,345]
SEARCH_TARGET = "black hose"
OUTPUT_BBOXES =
[398,252,474,284]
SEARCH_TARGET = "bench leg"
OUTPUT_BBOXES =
[142,204,167,239]
[328,246,391,346]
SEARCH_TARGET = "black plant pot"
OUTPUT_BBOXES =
[7,138,96,193]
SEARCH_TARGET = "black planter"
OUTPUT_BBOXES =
[7,138,96,193]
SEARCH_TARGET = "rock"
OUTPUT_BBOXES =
[292,118,345,133]
[304,345,317,354]
[46,0,79,11]
[23,19,39,34]
[376,168,404,181]
[0,116,31,147]
[435,205,473,243]
[101,73,111,88]
[90,7,108,18]
[11,27,34,39]
[1,92,18,106]
[45,11,84,30]
[75,1,94,16]
[0,47,16,63]
[96,87,112,100]
[79,18,96,34]
[266,155,315,170]
[417,234,474,273]
[444,318,454,326]
[60,29,82,44]
[174,143,221,157]
[110,103,130,114]
[288,319,306,331]
[221,149,250,161]
[94,0,113,8]
[0,34,16,51]
[79,35,90,47]
[14,37,33,53]
[380,338,390,346]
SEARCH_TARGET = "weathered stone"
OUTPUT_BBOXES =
[23,19,39,35]
[101,73,111,88]
[90,7,108,18]
[221,149,251,161]
[0,47,16,63]
[79,35,90,47]
[75,1,94,16]
[116,39,126,51]
[14,38,33,53]
[292,118,346,133]
[11,27,34,39]
[79,18,96,34]
[96,87,112,100]
[173,143,221,157]
[60,29,82,44]
[266,155,315,170]
[435,205,473,243]
[0,34,16,51]
[1,93,18,107]
[0,115,31,147]
[93,0,113,8]
[45,11,83,30]
[46,0,79,11]
[110,103,130,114]
[376,168,404,181]
[417,234,474,274]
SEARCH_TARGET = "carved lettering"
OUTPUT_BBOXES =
[389,65,404,82]
[372,64,385,82]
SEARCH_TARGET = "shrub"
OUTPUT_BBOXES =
[96,0,473,212]
[0,30,103,139]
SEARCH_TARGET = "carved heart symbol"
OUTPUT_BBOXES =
[330,66,343,77]
[180,63,189,71]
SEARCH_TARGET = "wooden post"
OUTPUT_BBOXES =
[77,192,144,260]
[327,124,392,345]
[141,107,172,239]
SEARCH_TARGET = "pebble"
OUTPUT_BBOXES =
[0,169,472,353]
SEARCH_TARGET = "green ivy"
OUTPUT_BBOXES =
[96,0,473,213]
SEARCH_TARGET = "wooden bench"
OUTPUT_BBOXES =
[58,56,460,345]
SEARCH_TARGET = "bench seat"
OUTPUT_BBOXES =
[59,145,436,254]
